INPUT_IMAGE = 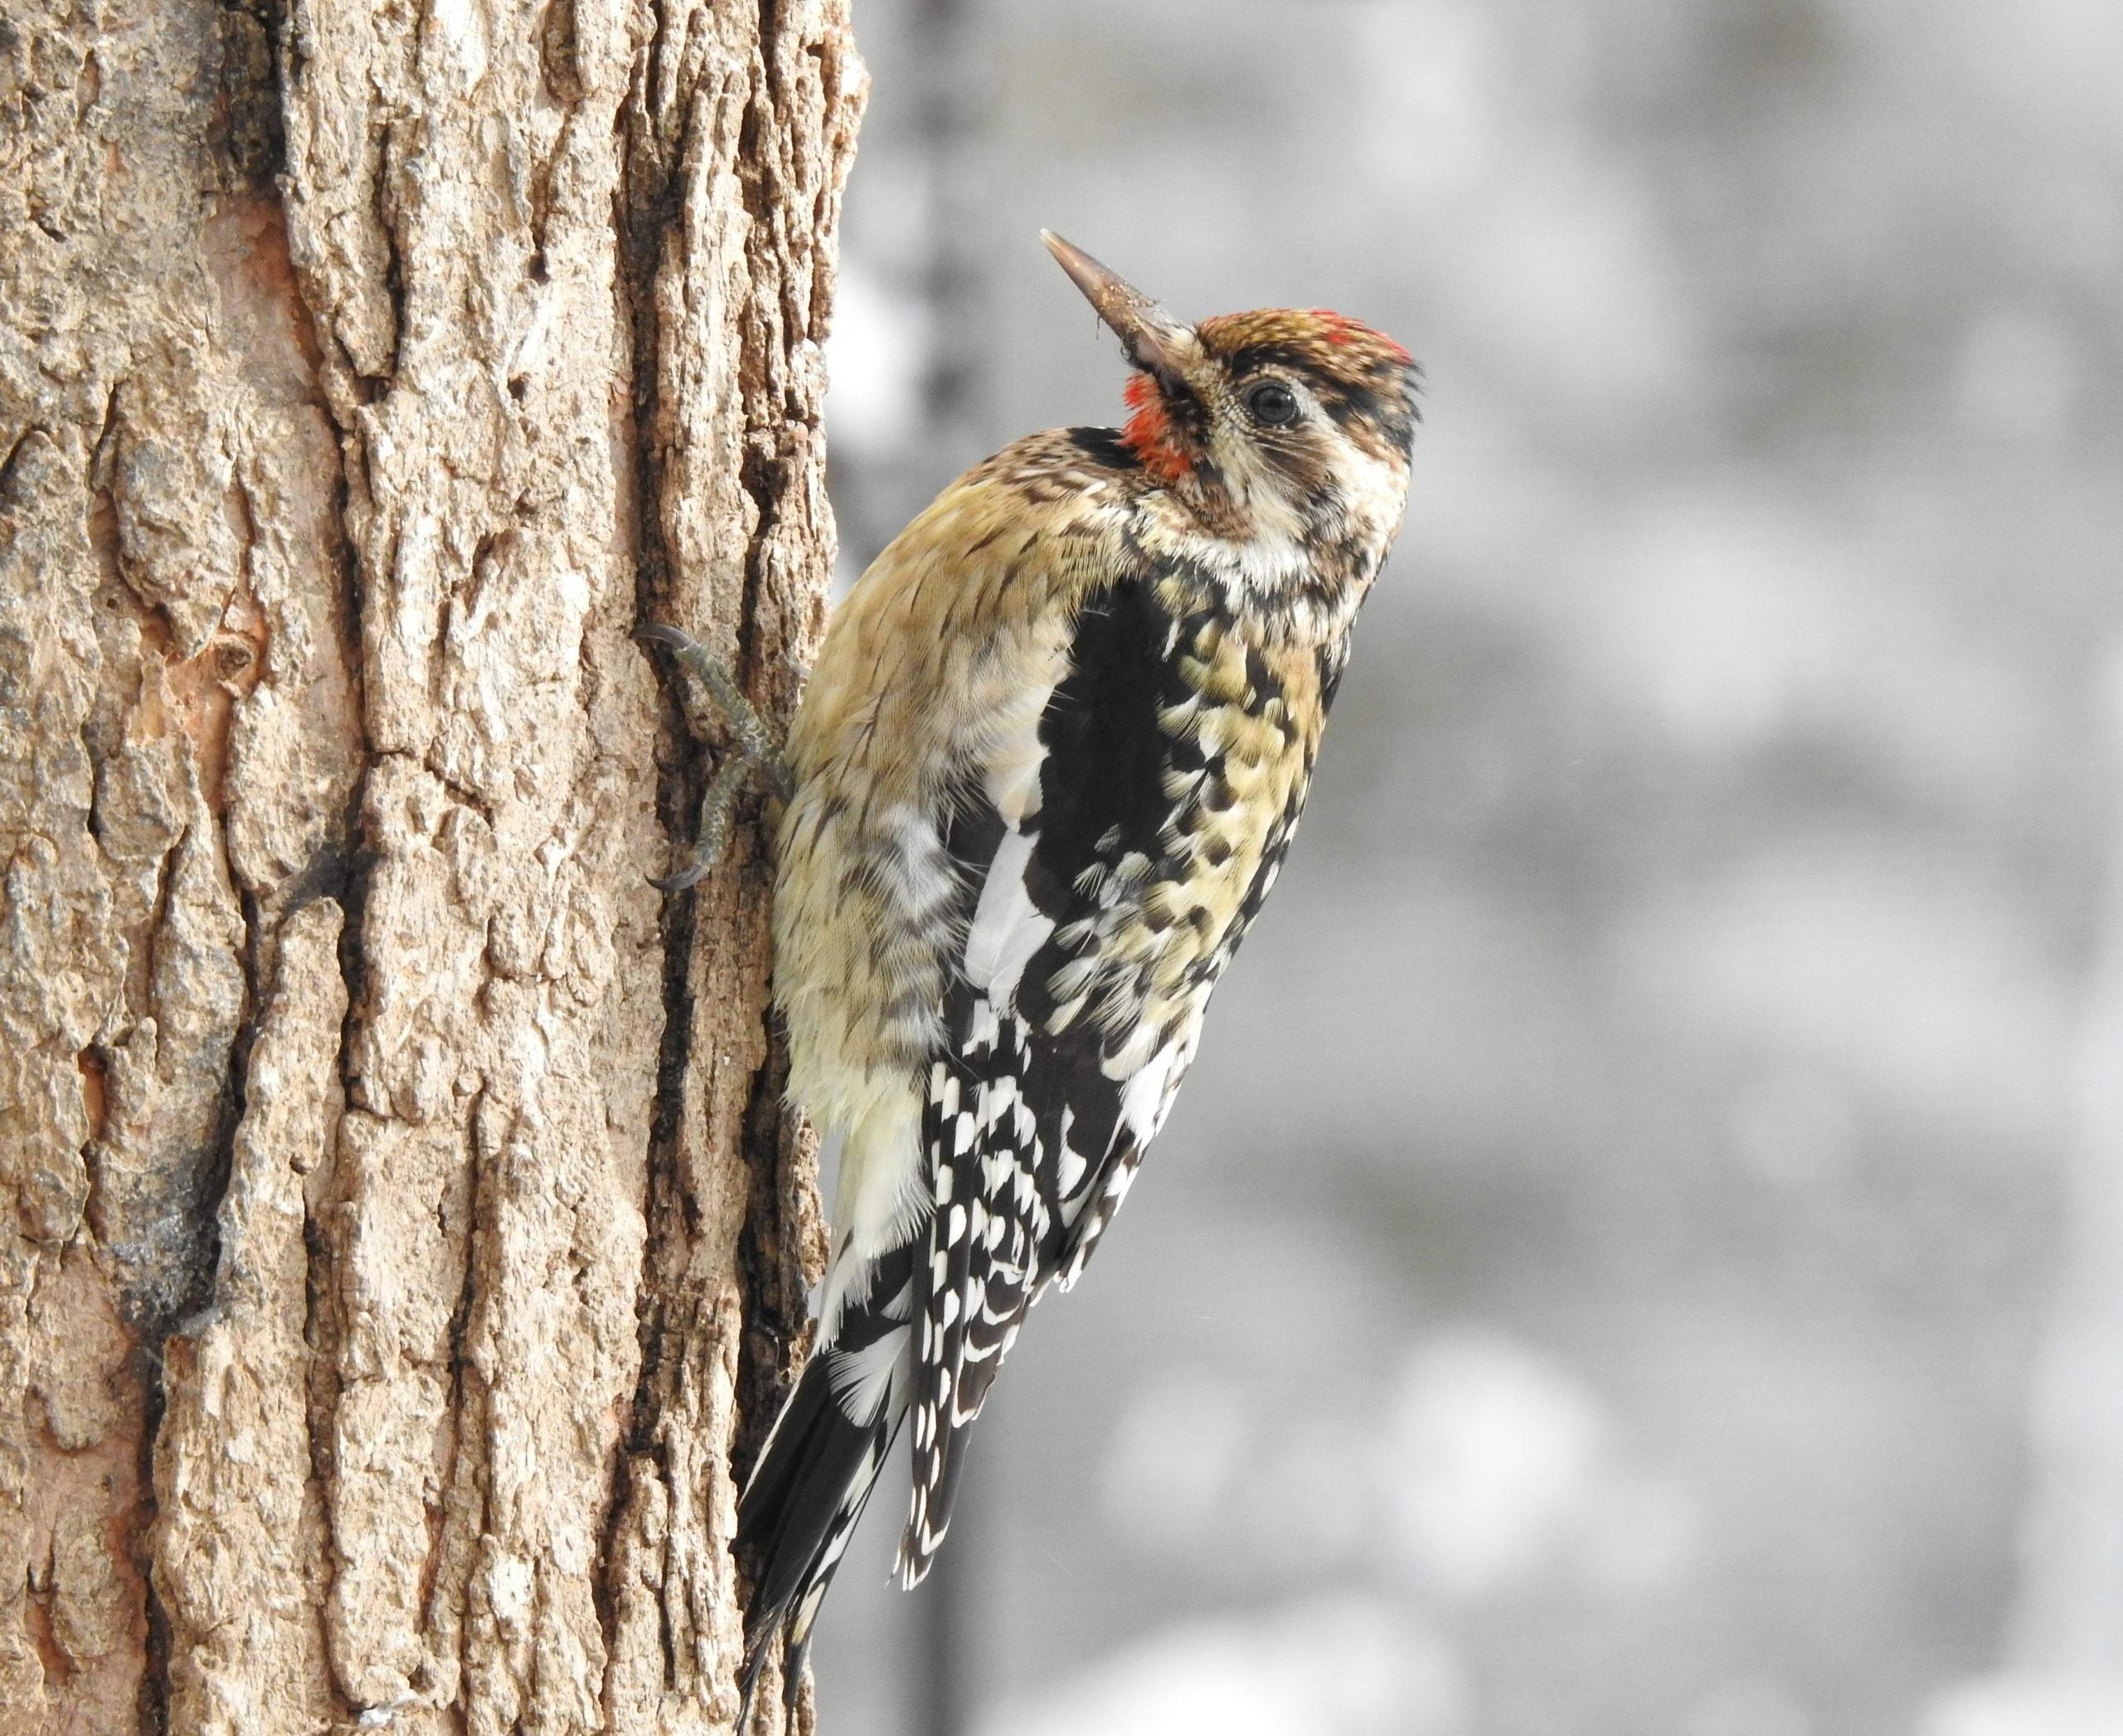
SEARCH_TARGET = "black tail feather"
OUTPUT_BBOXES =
[735,1354,898,1702]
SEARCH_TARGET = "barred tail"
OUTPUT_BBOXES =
[736,1340,905,1710]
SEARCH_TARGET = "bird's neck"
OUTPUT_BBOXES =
[1135,488,1387,651]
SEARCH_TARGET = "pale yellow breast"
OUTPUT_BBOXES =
[1134,599,1324,1035]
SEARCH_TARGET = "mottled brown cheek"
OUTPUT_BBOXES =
[1259,436,1339,498]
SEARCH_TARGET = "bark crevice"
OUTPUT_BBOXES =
[4,1,860,1729]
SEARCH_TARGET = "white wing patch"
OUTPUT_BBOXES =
[961,828,1055,1009]
[1118,1039,1184,1146]
[1055,1106,1090,1201]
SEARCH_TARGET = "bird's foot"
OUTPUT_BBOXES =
[636,623,794,892]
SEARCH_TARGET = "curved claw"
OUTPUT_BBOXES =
[650,751,762,895]
[638,621,795,893]
[637,622,786,768]
[649,863,712,894]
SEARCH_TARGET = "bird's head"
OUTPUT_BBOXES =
[1043,231,1419,564]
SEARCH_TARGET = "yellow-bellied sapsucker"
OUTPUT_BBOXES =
[731,232,1418,1697]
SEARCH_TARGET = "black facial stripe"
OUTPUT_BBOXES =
[1218,342,1316,379]
[1215,345,1413,451]
[1317,380,1418,456]
[1220,343,1403,392]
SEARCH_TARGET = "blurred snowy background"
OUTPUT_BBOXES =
[807,2,2123,1733]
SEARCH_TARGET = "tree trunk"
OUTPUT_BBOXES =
[0,2,862,1731]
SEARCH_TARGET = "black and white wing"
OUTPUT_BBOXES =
[897,571,1317,1582]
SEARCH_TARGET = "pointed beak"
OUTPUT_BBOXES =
[1042,231,1196,384]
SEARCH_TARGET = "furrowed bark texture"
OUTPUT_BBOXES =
[0,2,861,1732]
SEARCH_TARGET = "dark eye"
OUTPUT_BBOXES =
[1245,380,1300,425]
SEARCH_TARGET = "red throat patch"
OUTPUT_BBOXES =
[1120,372,1193,484]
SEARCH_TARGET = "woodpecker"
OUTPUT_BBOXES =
[706,231,1419,1701]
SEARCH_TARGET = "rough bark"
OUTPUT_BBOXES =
[0,2,862,1731]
